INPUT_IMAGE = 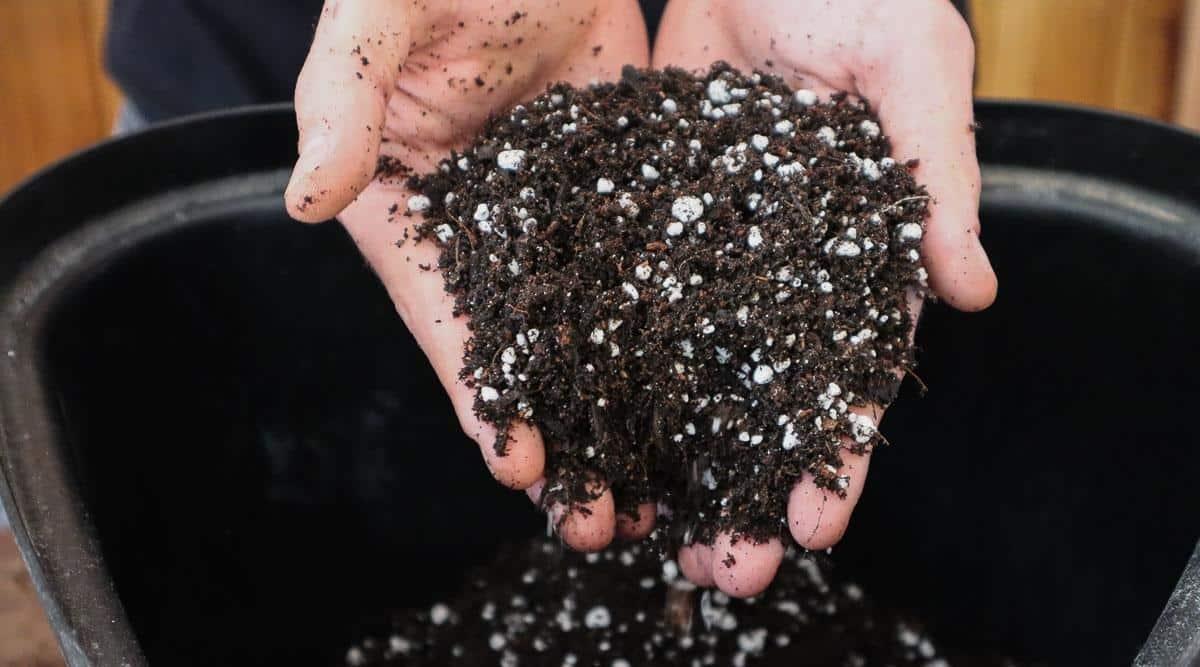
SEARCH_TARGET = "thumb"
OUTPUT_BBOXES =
[857,5,997,311]
[285,0,410,222]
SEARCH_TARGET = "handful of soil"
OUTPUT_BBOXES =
[342,538,958,667]
[409,63,928,544]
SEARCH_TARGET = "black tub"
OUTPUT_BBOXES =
[0,103,1198,666]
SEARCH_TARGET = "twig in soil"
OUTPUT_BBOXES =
[881,195,931,214]
[901,365,929,394]
[448,212,477,247]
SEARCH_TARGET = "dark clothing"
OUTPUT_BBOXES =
[105,0,966,124]
[106,0,323,122]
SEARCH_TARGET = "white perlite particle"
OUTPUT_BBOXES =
[480,386,500,402]
[834,241,862,257]
[849,413,876,443]
[665,221,684,237]
[585,606,612,629]
[750,134,769,151]
[776,162,804,180]
[707,79,732,104]
[430,603,451,625]
[596,177,615,194]
[617,192,639,216]
[406,194,431,212]
[434,223,455,242]
[661,98,678,113]
[898,222,923,241]
[859,119,881,138]
[747,226,764,249]
[634,263,652,281]
[752,365,775,384]
[662,560,680,581]
[860,158,882,181]
[817,126,838,147]
[489,633,507,651]
[473,203,491,222]
[739,628,768,654]
[389,636,412,655]
[641,163,661,181]
[496,149,527,171]
[782,422,799,450]
[794,89,818,106]
[736,305,750,325]
[622,282,640,300]
[773,119,794,135]
[346,647,366,666]
[501,347,517,365]
[589,328,606,345]
[671,196,705,222]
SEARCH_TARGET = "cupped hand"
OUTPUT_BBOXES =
[285,0,652,550]
[655,0,998,596]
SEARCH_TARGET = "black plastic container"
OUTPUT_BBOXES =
[1,103,1198,666]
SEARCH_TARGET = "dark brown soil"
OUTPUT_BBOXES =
[409,63,928,545]
[341,537,1019,667]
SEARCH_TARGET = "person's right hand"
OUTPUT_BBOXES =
[284,1,651,552]
[654,0,997,597]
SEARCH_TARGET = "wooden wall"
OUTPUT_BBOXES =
[0,1,1199,195]
[972,0,1189,120]
[0,0,120,193]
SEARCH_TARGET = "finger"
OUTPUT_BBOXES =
[340,186,544,489]
[528,478,616,553]
[677,543,716,588]
[616,502,657,541]
[856,4,997,311]
[710,532,784,598]
[286,0,411,222]
[786,404,879,550]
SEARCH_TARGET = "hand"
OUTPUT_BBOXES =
[285,1,652,549]
[654,0,998,596]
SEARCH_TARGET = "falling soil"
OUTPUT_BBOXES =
[341,538,1023,667]
[408,63,929,545]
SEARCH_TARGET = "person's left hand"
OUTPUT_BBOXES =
[285,1,653,553]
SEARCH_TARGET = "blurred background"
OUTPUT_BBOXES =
[1,0,1199,665]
